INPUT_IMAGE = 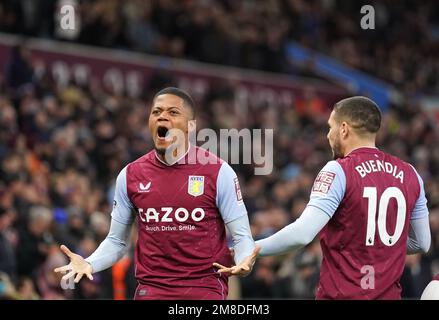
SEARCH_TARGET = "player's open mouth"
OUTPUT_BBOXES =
[157,126,169,141]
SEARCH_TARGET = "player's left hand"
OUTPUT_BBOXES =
[213,245,260,277]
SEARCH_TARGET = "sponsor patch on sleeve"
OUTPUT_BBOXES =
[234,177,243,202]
[312,171,336,195]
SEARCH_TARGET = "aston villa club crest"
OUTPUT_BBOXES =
[188,176,205,197]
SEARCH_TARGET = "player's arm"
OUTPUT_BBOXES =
[213,162,258,276]
[407,169,431,255]
[256,206,330,256]
[84,218,132,273]
[407,217,430,254]
[257,161,346,256]
[54,166,135,282]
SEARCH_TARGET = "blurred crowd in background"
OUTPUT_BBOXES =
[0,0,438,300]
[0,0,438,93]
[1,45,438,300]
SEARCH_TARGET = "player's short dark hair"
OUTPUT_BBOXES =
[333,96,381,135]
[153,87,195,119]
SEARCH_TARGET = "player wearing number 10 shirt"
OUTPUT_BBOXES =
[255,96,431,299]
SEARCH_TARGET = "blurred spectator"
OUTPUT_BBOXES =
[295,86,327,123]
[0,207,17,281]
[16,276,40,300]
[400,254,433,299]
[55,207,86,250]
[16,206,53,277]
[0,272,20,300]
[89,211,110,243]
[36,249,71,299]
[73,275,102,300]
[5,44,34,91]
[240,256,277,298]
[273,241,321,299]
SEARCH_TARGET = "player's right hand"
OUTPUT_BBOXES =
[213,245,260,277]
[54,245,93,283]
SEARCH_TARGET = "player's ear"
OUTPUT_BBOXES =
[341,121,349,138]
[188,119,196,133]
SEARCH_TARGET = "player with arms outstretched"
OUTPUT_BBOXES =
[54,87,258,300]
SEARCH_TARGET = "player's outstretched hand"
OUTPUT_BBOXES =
[54,245,93,283]
[213,245,260,277]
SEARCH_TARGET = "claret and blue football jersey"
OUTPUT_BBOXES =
[111,145,247,299]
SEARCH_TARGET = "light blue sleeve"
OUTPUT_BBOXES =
[226,215,255,265]
[111,166,135,225]
[256,205,330,256]
[216,162,248,224]
[407,216,431,254]
[307,161,346,218]
[85,218,132,273]
[410,166,429,220]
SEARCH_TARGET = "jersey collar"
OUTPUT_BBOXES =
[345,146,379,157]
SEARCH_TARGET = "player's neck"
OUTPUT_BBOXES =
[344,141,376,157]
[156,142,191,165]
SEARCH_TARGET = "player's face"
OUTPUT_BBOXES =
[327,111,343,159]
[149,94,191,155]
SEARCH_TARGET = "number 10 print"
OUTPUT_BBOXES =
[363,187,406,246]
